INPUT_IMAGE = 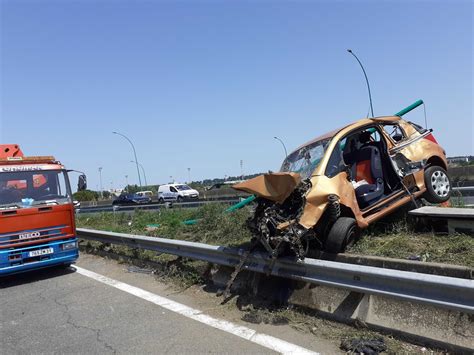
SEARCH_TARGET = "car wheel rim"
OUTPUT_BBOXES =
[431,170,450,197]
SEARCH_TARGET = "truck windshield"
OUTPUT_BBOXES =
[280,138,331,179]
[0,170,72,208]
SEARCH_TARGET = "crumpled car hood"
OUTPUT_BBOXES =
[232,172,302,204]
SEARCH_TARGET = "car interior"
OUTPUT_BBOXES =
[341,127,402,209]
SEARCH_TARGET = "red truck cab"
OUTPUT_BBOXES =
[0,144,85,275]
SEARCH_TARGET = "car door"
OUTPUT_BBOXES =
[377,121,424,192]
[169,186,179,200]
[162,186,172,201]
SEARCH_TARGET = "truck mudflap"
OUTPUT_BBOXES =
[0,239,79,276]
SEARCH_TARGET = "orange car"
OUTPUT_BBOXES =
[234,109,450,257]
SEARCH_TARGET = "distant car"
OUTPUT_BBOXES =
[135,190,154,198]
[234,115,451,257]
[158,184,199,203]
[112,193,152,206]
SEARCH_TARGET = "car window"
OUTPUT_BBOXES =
[325,138,347,178]
[281,138,331,179]
[381,124,406,143]
[170,186,177,193]
[408,121,428,134]
[176,185,191,191]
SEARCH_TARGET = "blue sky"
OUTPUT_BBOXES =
[1,0,472,190]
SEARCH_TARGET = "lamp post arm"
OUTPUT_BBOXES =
[347,49,374,118]
[113,131,142,188]
[274,136,288,160]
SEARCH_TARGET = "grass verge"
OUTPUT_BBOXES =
[77,203,252,246]
[77,205,473,267]
[347,218,474,268]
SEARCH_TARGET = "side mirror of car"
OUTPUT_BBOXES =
[392,133,403,142]
[78,174,87,191]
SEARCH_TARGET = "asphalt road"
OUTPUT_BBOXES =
[1,255,336,354]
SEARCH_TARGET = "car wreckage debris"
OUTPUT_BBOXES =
[246,179,318,261]
[340,337,387,355]
[219,240,257,302]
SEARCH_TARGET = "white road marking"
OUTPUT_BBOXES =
[74,266,319,355]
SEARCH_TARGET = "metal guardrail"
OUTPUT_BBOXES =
[78,199,240,214]
[78,187,473,214]
[77,228,474,313]
[80,195,248,208]
[453,186,474,192]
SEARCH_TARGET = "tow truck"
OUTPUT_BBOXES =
[0,144,86,275]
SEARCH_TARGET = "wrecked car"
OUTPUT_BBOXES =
[233,110,451,258]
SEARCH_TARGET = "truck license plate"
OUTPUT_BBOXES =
[28,248,54,257]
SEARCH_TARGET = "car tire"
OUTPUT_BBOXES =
[158,198,164,204]
[57,263,72,270]
[423,166,451,203]
[324,217,358,253]
[177,196,183,203]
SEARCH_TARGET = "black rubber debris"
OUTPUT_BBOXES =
[340,337,387,355]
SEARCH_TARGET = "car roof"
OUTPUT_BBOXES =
[289,116,401,155]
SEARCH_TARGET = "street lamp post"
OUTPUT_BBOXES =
[112,131,142,189]
[98,167,103,199]
[347,49,374,118]
[130,160,148,187]
[273,136,288,159]
[187,168,191,183]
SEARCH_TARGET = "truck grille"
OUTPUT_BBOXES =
[0,225,67,248]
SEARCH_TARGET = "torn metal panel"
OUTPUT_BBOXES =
[299,173,367,229]
[232,172,302,204]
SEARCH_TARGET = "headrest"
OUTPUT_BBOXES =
[359,131,372,143]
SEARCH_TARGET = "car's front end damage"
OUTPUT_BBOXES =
[233,173,313,260]
[232,170,359,260]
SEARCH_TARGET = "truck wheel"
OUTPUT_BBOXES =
[158,198,164,204]
[423,166,451,203]
[177,196,183,203]
[325,217,358,253]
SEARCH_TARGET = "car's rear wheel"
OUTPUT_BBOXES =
[423,166,451,203]
[158,198,164,204]
[324,217,358,253]
[177,196,183,203]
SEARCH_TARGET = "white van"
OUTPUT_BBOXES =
[158,184,199,203]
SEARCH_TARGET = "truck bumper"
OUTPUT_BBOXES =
[0,239,79,276]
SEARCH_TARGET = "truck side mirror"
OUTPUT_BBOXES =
[78,174,87,191]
